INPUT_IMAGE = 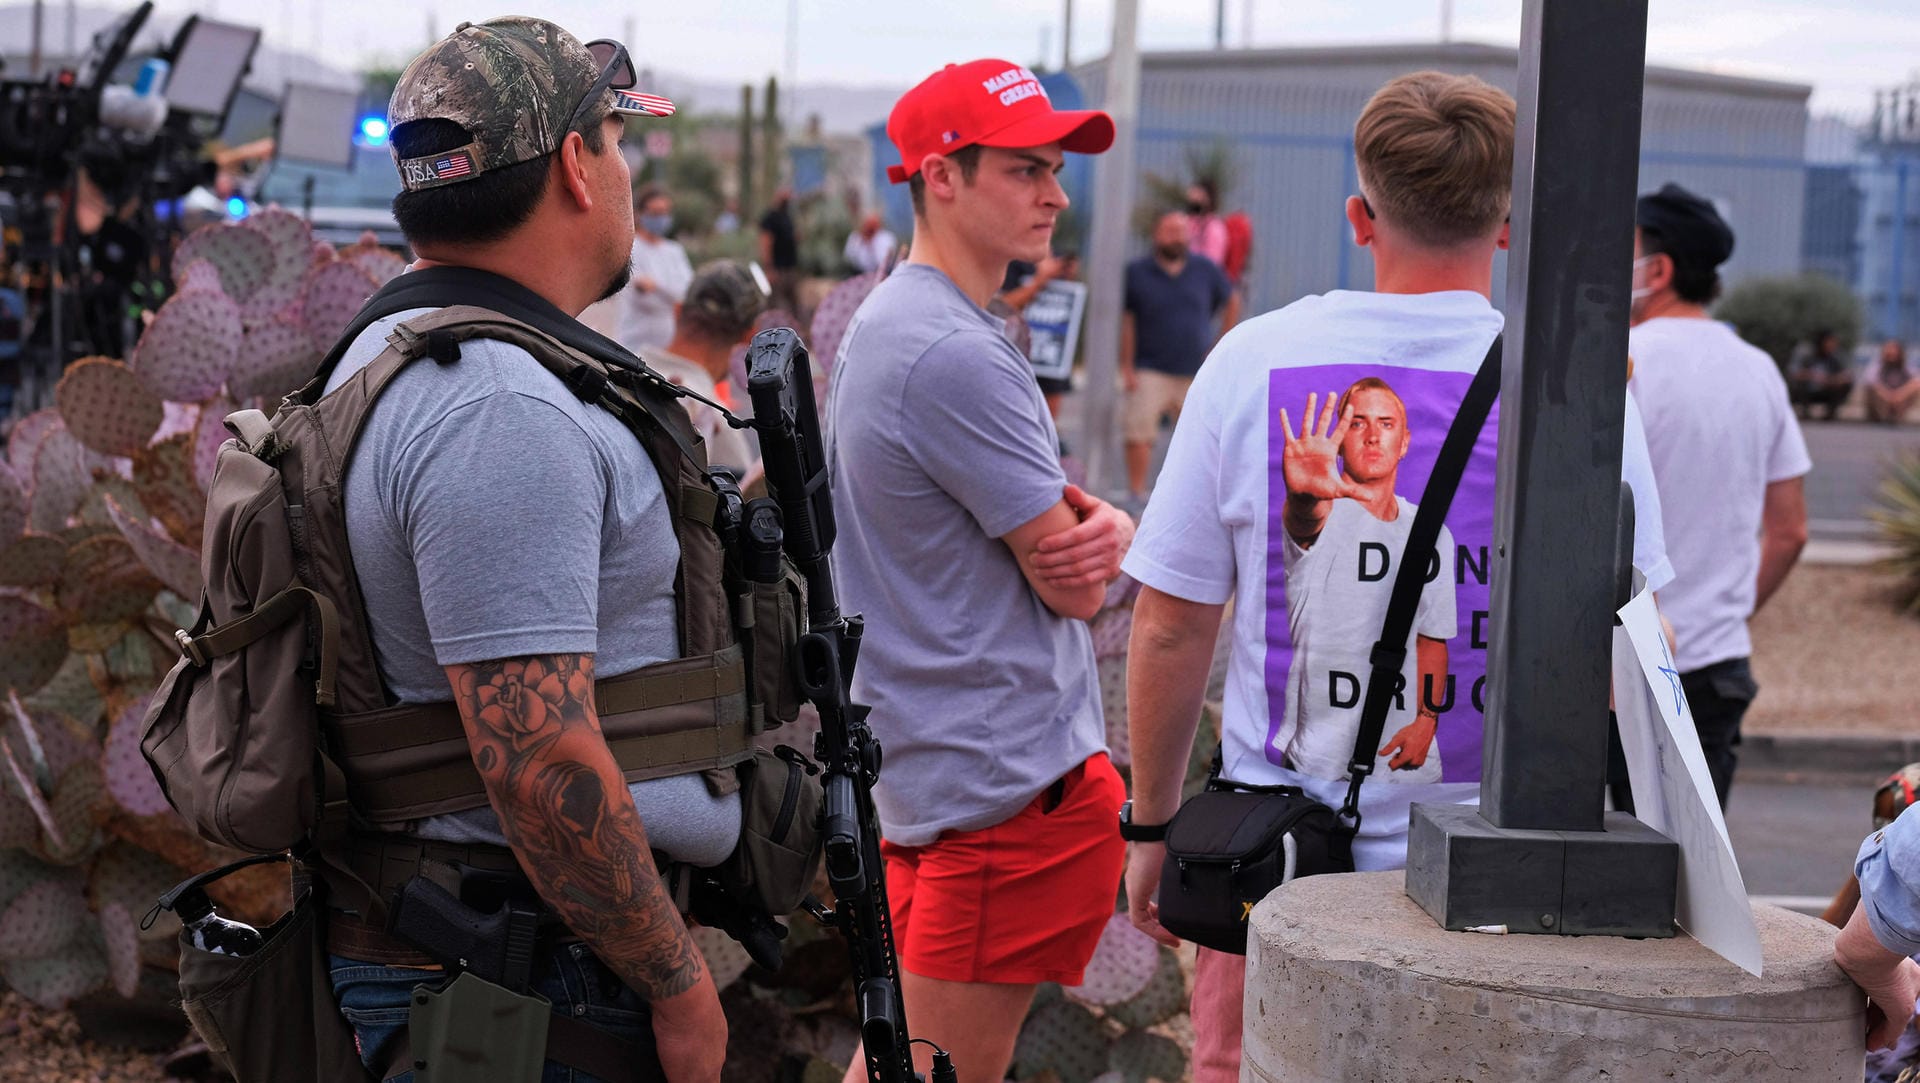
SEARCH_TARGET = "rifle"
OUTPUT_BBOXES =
[745,328,953,1083]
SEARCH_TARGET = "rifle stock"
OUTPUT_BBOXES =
[746,328,921,1083]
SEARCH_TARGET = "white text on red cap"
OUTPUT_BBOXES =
[982,66,1047,107]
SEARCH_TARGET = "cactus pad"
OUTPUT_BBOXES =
[1102,945,1186,1030]
[90,843,186,942]
[1013,999,1110,1083]
[1108,1031,1186,1083]
[174,258,225,294]
[1090,605,1133,661]
[189,399,233,491]
[0,788,33,848]
[172,222,277,304]
[232,311,321,403]
[691,925,755,990]
[55,358,163,457]
[302,260,381,353]
[8,408,62,475]
[0,534,66,587]
[1098,657,1128,768]
[28,425,94,533]
[240,208,316,316]
[103,494,199,600]
[99,901,142,997]
[339,241,407,287]
[0,463,24,547]
[131,435,204,547]
[1064,914,1158,1007]
[133,287,243,402]
[2,938,108,1011]
[0,876,86,960]
[57,533,163,626]
[102,695,168,817]
[37,761,104,865]
[20,654,103,730]
[0,595,68,696]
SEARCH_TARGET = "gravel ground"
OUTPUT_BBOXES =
[0,993,180,1083]
[1747,563,1920,734]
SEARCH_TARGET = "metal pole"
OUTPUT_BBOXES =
[1062,0,1072,69]
[1404,0,1678,938]
[1441,0,1454,43]
[1215,0,1225,48]
[1477,0,1645,831]
[1076,0,1140,497]
[30,0,43,77]
[1890,159,1908,341]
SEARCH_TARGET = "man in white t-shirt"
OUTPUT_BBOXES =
[1277,379,1455,783]
[1115,72,1673,1083]
[1628,182,1810,808]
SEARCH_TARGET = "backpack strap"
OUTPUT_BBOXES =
[1339,334,1503,834]
[174,585,341,709]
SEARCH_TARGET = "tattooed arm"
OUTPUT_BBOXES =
[445,654,727,1082]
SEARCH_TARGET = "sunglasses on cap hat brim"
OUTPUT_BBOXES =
[565,39,676,135]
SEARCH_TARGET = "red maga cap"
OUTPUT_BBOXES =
[885,59,1115,184]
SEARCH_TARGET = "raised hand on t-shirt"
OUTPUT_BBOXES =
[1278,391,1362,544]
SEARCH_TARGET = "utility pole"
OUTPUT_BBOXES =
[739,84,756,219]
[1062,0,1072,69]
[1405,0,1677,938]
[1076,0,1140,496]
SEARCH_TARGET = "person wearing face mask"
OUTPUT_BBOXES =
[1626,181,1810,809]
[1121,209,1240,500]
[615,183,694,351]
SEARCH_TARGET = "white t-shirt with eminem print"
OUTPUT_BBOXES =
[1122,289,1668,872]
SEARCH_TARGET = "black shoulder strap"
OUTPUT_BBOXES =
[309,265,656,392]
[1340,334,1503,830]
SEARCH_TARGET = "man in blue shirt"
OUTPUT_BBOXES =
[1121,210,1239,499]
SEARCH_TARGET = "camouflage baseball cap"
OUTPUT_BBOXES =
[682,260,768,337]
[388,17,675,191]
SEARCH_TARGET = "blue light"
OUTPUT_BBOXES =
[226,196,249,219]
[359,116,389,145]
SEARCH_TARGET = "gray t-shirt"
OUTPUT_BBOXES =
[325,307,740,864]
[824,264,1105,847]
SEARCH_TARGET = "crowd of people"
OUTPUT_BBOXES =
[159,13,1920,1082]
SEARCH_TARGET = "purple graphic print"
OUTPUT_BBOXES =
[1264,364,1499,783]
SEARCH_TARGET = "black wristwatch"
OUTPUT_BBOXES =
[1118,800,1169,843]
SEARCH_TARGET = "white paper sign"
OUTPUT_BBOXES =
[1612,587,1764,976]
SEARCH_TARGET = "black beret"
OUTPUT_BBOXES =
[1635,182,1734,270]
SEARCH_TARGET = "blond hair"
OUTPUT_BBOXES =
[1338,376,1407,426]
[1354,71,1515,249]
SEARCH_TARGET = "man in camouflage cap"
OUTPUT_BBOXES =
[322,16,734,1083]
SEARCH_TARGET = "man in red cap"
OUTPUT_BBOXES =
[824,60,1131,1083]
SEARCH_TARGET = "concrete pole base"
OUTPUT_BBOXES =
[1243,872,1864,1082]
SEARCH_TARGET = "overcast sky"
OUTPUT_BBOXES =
[175,0,1916,117]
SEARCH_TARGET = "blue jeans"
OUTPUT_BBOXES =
[329,940,655,1083]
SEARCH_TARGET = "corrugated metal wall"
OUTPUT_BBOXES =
[1075,43,1810,318]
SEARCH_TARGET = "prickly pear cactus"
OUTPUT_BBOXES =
[0,208,403,1013]
[1064,914,1159,1007]
[1013,999,1111,1083]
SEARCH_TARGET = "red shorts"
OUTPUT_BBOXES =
[880,753,1126,985]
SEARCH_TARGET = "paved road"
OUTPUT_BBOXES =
[1728,774,1878,911]
[1800,420,1920,538]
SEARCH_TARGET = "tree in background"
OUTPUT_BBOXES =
[1716,272,1865,371]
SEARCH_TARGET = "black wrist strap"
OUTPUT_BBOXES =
[1339,335,1504,831]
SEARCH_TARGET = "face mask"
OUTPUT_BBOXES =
[1185,201,1207,215]
[640,214,672,236]
[1629,255,1659,301]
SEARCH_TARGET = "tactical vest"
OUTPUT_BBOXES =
[142,269,804,919]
